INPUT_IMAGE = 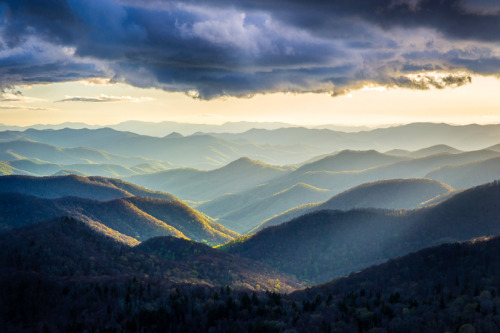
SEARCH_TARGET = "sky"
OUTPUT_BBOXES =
[1,0,500,126]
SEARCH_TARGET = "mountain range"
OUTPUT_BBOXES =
[224,181,500,283]
[1,122,500,331]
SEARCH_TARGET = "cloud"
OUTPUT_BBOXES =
[57,94,153,103]
[0,105,56,111]
[0,92,44,102]
[1,0,500,99]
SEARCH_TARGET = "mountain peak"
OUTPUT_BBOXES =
[165,132,184,138]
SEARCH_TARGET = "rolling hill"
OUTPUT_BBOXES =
[295,150,408,173]
[386,144,463,157]
[0,192,237,245]
[0,216,299,291]
[224,181,500,283]
[254,178,454,232]
[128,157,292,201]
[4,159,142,178]
[317,178,453,210]
[6,128,323,168]
[211,183,332,233]
[287,236,500,332]
[0,174,178,201]
[210,123,500,151]
[195,149,490,233]
[0,139,157,167]
[425,156,500,189]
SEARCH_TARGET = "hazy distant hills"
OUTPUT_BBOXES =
[2,123,500,171]
[0,120,372,136]
[1,128,322,168]
[294,149,408,173]
[0,139,172,177]
[210,123,500,151]
[224,181,500,283]
[196,149,500,233]
[209,183,332,233]
[386,144,463,157]
[254,178,454,232]
[0,139,156,166]
[426,156,500,189]
[128,157,292,202]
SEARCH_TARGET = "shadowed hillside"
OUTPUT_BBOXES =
[2,218,499,332]
[288,236,500,332]
[0,217,299,292]
[225,181,500,283]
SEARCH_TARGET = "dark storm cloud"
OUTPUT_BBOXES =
[1,0,500,99]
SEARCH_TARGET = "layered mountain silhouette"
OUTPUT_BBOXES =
[224,181,500,283]
[0,216,299,291]
[426,156,500,189]
[128,157,291,201]
[0,181,237,245]
[209,183,332,233]
[254,178,454,232]
[210,123,500,151]
[197,148,495,233]
[3,128,321,168]
[2,219,498,331]
[386,144,463,157]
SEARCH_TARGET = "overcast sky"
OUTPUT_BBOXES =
[1,0,500,126]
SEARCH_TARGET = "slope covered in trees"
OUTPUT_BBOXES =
[225,181,500,283]
[0,175,178,201]
[2,220,499,332]
[0,217,300,292]
[0,192,237,245]
[253,178,454,232]
[205,183,332,233]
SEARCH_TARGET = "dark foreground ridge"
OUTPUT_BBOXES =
[1,217,499,332]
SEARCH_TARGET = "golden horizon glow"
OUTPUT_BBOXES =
[1,75,500,127]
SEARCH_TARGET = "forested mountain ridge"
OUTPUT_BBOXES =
[0,174,178,201]
[0,192,237,245]
[253,178,454,232]
[0,217,300,292]
[2,219,499,332]
[225,181,500,283]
